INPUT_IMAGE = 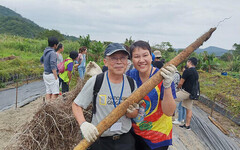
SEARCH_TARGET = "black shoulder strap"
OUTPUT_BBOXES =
[92,72,104,114]
[129,64,134,70]
[44,50,52,56]
[126,75,135,93]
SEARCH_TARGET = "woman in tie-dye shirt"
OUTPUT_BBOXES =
[126,41,176,150]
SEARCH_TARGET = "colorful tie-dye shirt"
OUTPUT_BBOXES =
[127,68,176,149]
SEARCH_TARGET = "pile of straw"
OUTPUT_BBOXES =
[6,79,92,150]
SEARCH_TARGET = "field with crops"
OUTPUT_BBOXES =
[0,34,239,117]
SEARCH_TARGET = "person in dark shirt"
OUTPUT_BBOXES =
[175,57,199,130]
[59,51,79,93]
[152,50,164,69]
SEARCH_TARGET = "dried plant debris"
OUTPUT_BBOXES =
[5,79,93,150]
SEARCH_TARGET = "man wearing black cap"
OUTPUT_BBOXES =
[176,57,199,130]
[72,43,138,150]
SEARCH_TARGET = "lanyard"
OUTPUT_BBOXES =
[139,66,153,86]
[106,71,124,108]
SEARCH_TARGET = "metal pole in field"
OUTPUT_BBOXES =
[15,81,18,109]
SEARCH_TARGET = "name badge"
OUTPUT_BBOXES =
[110,122,122,131]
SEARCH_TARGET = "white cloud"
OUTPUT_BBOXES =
[0,0,239,49]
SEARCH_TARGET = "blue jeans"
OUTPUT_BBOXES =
[178,102,186,122]
[78,67,85,79]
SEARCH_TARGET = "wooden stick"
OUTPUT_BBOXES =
[208,116,229,135]
[74,27,217,150]
[211,96,216,117]
[15,81,18,109]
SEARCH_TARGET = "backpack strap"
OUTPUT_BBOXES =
[44,50,52,56]
[126,75,135,93]
[92,72,104,114]
[64,59,72,71]
[129,64,134,70]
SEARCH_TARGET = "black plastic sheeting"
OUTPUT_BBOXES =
[199,95,240,125]
[191,106,240,150]
[0,80,45,111]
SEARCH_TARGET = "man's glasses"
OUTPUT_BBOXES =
[108,56,128,63]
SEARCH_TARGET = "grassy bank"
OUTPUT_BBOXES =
[199,70,240,117]
[0,34,239,117]
[0,34,80,87]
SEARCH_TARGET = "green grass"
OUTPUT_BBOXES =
[0,48,43,59]
[199,70,240,117]
[0,34,239,117]
[0,34,81,83]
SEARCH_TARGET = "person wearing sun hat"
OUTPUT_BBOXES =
[152,50,164,69]
[72,43,138,150]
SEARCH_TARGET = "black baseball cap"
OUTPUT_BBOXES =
[104,43,130,58]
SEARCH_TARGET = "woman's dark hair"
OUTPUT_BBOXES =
[129,40,151,59]
[56,43,63,52]
[79,46,87,53]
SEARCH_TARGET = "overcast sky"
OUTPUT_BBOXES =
[1,0,239,50]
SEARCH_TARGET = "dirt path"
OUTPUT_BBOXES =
[0,97,44,150]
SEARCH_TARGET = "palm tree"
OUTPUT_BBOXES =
[78,34,91,48]
[201,51,219,73]
[78,34,91,60]
[124,36,135,47]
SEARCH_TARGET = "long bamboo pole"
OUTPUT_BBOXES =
[208,116,229,135]
[74,27,217,150]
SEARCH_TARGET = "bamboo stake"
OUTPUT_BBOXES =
[211,96,216,117]
[15,81,18,109]
[208,116,229,135]
[74,27,217,150]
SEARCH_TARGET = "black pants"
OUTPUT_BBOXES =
[89,132,135,150]
[59,77,69,93]
[131,130,169,150]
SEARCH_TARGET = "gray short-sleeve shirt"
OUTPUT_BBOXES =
[74,72,136,137]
